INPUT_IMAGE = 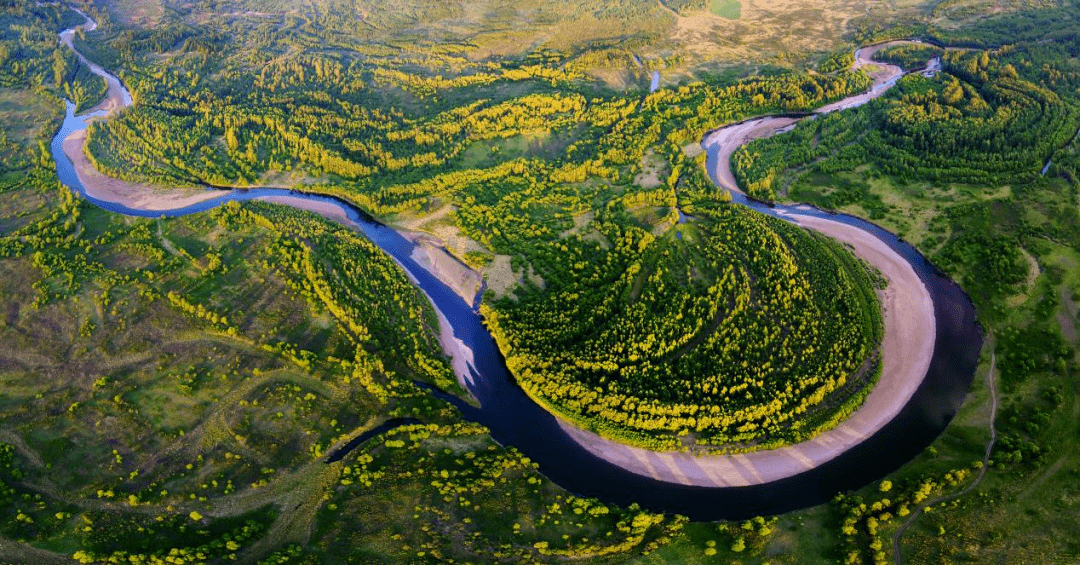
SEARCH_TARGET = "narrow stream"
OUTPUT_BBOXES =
[50,16,983,519]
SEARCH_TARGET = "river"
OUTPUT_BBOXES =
[51,16,982,520]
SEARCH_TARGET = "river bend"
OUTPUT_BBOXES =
[51,16,982,519]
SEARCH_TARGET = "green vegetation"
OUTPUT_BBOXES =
[873,44,944,71]
[2,0,1080,563]
[708,0,741,20]
[77,37,871,192]
[819,50,856,74]
[485,201,883,450]
[313,422,687,562]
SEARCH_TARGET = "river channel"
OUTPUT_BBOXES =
[51,16,982,520]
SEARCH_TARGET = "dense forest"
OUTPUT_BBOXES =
[484,201,883,449]
[734,32,1080,204]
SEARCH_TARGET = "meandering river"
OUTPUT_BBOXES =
[52,15,982,519]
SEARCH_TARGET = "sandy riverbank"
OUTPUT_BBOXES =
[257,197,483,391]
[558,210,936,487]
[406,236,484,307]
[255,195,350,222]
[60,13,132,116]
[702,116,802,192]
[62,129,222,211]
[255,198,483,394]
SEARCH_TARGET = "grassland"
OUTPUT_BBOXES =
[708,0,740,19]
[105,0,164,27]
[91,0,1050,80]
[0,89,61,150]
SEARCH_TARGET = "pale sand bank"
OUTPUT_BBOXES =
[408,238,484,307]
[63,130,221,211]
[703,116,801,192]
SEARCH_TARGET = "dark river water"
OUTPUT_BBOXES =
[52,47,983,521]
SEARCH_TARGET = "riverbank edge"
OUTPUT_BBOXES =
[551,209,936,487]
[56,10,485,310]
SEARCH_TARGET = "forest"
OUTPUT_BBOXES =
[484,200,883,449]
[733,47,1080,203]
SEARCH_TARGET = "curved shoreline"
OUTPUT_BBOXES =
[55,13,483,308]
[62,129,223,211]
[251,194,482,389]
[51,13,973,501]
[551,40,937,486]
[701,41,910,193]
[557,211,935,487]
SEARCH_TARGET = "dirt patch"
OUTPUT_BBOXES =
[409,239,484,306]
[651,215,677,236]
[525,263,545,290]
[1006,247,1040,307]
[582,230,612,250]
[682,142,704,158]
[559,210,595,238]
[1059,288,1078,343]
[107,0,164,27]
[395,205,490,263]
[482,255,519,299]
[586,68,632,90]
[634,149,667,189]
